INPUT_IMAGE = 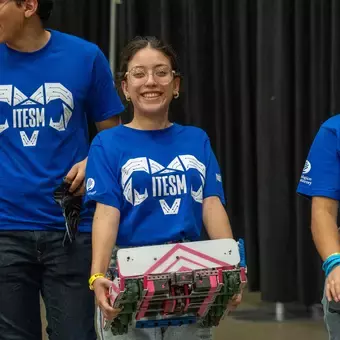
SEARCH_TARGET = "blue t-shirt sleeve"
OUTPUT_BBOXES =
[203,136,226,204]
[297,126,340,200]
[85,48,124,123]
[84,135,122,209]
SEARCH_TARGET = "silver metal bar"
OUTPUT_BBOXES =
[109,0,122,73]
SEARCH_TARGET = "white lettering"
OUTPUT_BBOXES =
[12,108,45,128]
[13,110,16,128]
[23,108,28,127]
[157,177,162,196]
[152,174,187,197]
[29,108,35,127]
[152,177,157,197]
[300,175,312,186]
[168,175,177,195]
[177,174,187,194]
[15,109,22,128]
[36,108,45,127]
[162,176,169,196]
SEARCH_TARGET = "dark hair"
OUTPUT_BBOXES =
[15,0,54,21]
[116,36,181,85]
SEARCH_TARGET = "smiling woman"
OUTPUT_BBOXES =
[84,36,241,340]
[116,36,181,129]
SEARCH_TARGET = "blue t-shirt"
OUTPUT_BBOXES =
[84,124,226,247]
[297,115,340,200]
[0,30,124,232]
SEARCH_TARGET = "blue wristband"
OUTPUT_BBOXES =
[322,254,340,277]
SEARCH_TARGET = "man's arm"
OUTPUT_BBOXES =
[311,196,340,260]
[86,48,124,126]
[95,115,121,132]
[65,46,124,193]
[66,116,121,193]
[202,196,233,239]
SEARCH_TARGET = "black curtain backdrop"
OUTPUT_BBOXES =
[48,0,111,56]
[48,0,340,305]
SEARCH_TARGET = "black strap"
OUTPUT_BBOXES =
[53,181,82,246]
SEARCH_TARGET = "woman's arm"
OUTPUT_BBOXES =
[202,196,242,311]
[91,202,120,276]
[91,202,121,321]
[203,196,233,239]
[311,197,340,302]
[311,196,340,261]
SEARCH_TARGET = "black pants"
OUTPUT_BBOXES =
[0,230,96,340]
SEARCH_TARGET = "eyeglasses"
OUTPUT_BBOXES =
[125,65,176,86]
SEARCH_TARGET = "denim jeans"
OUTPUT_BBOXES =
[0,230,96,340]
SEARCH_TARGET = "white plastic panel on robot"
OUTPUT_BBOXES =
[117,239,240,277]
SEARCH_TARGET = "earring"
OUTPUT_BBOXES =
[174,91,179,99]
[126,96,131,102]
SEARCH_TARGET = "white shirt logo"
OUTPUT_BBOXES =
[121,155,206,215]
[302,160,311,174]
[86,178,95,191]
[0,83,74,147]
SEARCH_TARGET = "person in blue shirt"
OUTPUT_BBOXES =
[0,1,124,339]
[297,115,340,339]
[85,36,242,340]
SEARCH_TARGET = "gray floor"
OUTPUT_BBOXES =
[41,290,328,339]
[214,290,327,340]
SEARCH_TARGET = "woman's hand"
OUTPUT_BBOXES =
[93,277,121,321]
[326,266,340,302]
[227,291,243,314]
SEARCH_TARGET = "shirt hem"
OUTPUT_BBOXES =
[296,189,340,201]
[203,193,226,205]
[94,106,124,123]
[84,195,121,211]
[0,223,92,232]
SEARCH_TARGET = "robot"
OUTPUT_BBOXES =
[100,238,247,336]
